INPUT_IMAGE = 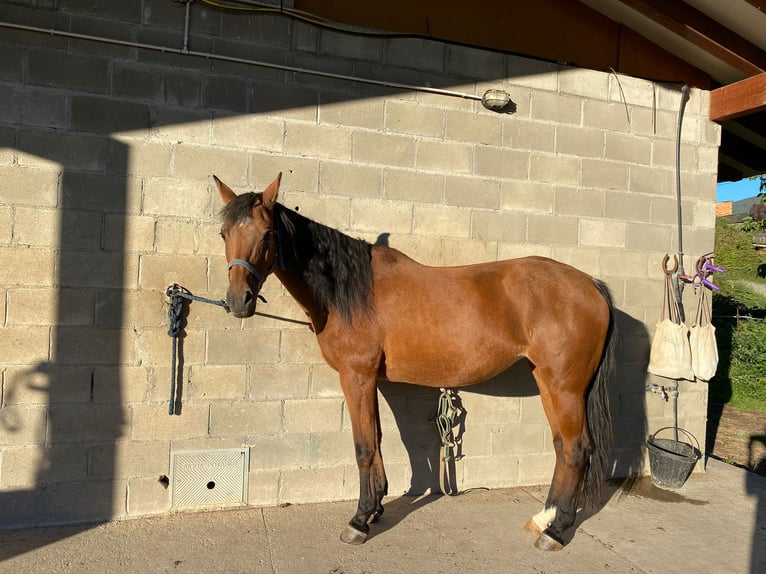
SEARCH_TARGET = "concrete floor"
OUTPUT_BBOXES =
[0,458,764,574]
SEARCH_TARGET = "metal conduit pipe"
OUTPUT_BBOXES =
[0,20,507,107]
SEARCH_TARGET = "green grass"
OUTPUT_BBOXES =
[709,219,766,412]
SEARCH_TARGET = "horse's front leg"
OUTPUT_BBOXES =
[338,371,387,545]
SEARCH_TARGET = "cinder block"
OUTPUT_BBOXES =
[517,452,557,484]
[250,434,311,470]
[530,91,582,125]
[497,242,551,260]
[462,454,518,489]
[414,204,471,239]
[556,125,604,158]
[319,28,383,61]
[63,171,141,213]
[285,122,352,160]
[127,476,172,516]
[93,366,150,403]
[139,253,208,293]
[353,132,416,168]
[416,140,472,174]
[351,198,412,235]
[47,404,125,443]
[280,330,325,364]
[3,365,91,404]
[209,402,282,436]
[150,106,211,145]
[0,405,47,447]
[491,423,547,455]
[528,214,578,245]
[471,210,527,244]
[583,99,631,132]
[27,49,108,93]
[504,118,555,153]
[91,440,170,480]
[447,44,504,79]
[207,329,280,365]
[38,479,128,525]
[112,62,163,102]
[248,468,280,506]
[462,393,521,425]
[54,325,124,365]
[502,180,553,213]
[0,166,59,207]
[605,132,651,164]
[0,325,50,365]
[211,114,285,154]
[605,190,652,222]
[440,238,497,265]
[384,169,441,204]
[445,176,500,209]
[310,364,343,398]
[71,95,150,134]
[0,445,87,488]
[473,146,528,180]
[250,363,310,401]
[17,90,67,129]
[279,466,344,503]
[386,38,445,73]
[108,141,172,177]
[445,109,502,145]
[319,162,382,198]
[155,219,197,255]
[188,365,247,401]
[7,287,90,326]
[320,97,384,130]
[131,404,210,441]
[580,159,629,190]
[625,222,672,251]
[309,431,355,466]
[559,67,610,100]
[578,219,626,248]
[283,398,344,433]
[529,153,580,186]
[549,245,601,276]
[385,100,444,138]
[142,178,210,219]
[601,249,651,278]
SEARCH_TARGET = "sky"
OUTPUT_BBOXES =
[716,176,763,202]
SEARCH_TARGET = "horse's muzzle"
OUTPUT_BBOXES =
[227,285,257,318]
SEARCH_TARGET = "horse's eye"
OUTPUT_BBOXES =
[220,230,226,240]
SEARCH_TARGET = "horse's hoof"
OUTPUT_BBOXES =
[534,532,564,551]
[523,517,543,535]
[340,524,368,545]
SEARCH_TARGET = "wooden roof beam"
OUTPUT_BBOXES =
[710,72,766,121]
[617,0,766,76]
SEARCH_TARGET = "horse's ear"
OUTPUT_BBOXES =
[262,172,282,209]
[214,175,237,205]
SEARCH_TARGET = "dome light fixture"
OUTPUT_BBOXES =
[481,89,512,112]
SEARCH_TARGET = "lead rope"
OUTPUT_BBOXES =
[434,388,463,496]
[165,284,230,415]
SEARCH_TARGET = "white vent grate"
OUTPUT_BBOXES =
[171,449,249,508]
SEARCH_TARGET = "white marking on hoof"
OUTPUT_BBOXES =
[339,524,368,545]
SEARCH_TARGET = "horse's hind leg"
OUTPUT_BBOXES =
[527,373,591,551]
[338,371,388,545]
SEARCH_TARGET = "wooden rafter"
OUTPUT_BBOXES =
[710,72,766,121]
[617,0,766,76]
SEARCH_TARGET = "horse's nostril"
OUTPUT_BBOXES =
[243,290,254,305]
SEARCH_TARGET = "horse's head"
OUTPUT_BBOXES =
[215,173,282,318]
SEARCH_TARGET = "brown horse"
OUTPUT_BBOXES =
[215,174,616,551]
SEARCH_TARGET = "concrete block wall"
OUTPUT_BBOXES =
[0,1,719,527]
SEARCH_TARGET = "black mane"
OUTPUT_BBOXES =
[277,205,374,323]
[221,193,374,322]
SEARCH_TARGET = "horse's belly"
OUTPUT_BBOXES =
[381,335,524,387]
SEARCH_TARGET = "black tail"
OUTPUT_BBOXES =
[581,279,616,511]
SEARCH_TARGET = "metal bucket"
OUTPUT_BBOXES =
[646,427,701,489]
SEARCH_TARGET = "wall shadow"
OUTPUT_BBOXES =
[0,140,127,557]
